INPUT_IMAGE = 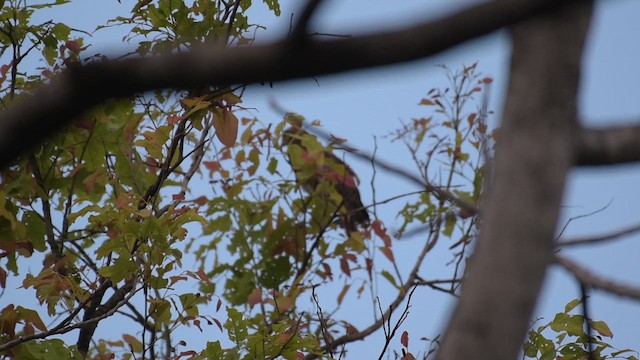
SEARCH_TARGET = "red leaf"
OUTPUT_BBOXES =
[467,113,477,126]
[481,77,493,84]
[340,257,351,277]
[372,220,386,238]
[248,288,262,307]
[379,246,395,263]
[213,318,223,331]
[401,330,409,348]
[196,269,212,285]
[0,267,6,288]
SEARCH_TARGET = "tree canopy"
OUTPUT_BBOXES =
[0,1,639,360]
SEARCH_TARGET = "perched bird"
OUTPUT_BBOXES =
[281,116,370,234]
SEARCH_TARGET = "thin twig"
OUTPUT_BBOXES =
[557,223,640,247]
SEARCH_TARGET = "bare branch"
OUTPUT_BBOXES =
[0,0,585,168]
[558,223,640,247]
[291,0,325,43]
[556,255,640,300]
[575,124,640,165]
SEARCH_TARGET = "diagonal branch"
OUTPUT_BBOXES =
[556,255,640,300]
[0,0,585,168]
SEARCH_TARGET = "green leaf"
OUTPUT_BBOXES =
[443,212,456,237]
[590,319,613,338]
[267,157,278,175]
[381,270,399,290]
[563,298,581,313]
[550,313,585,337]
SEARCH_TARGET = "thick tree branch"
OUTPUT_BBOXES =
[556,255,640,300]
[575,125,640,165]
[437,2,594,359]
[0,0,583,169]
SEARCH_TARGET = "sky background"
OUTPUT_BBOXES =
[7,0,640,358]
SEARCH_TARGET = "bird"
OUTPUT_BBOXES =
[281,115,370,235]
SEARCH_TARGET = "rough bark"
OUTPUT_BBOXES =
[436,2,594,359]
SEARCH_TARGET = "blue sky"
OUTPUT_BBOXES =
[13,0,640,357]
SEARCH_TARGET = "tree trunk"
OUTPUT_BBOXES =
[437,2,594,359]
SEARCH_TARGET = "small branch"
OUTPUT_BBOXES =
[0,284,139,352]
[555,255,640,300]
[557,223,640,247]
[555,199,612,240]
[291,0,325,44]
[376,285,418,360]
[306,217,441,360]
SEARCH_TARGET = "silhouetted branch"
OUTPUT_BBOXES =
[0,0,584,168]
[576,124,640,165]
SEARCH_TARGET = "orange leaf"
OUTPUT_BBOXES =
[337,284,350,305]
[203,161,221,177]
[419,98,435,106]
[213,108,239,147]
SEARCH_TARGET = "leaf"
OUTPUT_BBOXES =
[401,330,409,348]
[247,288,262,307]
[213,108,239,147]
[379,246,395,263]
[337,284,350,305]
[267,157,278,175]
[443,213,456,237]
[123,334,143,353]
[381,270,399,290]
[590,320,613,338]
[550,313,585,337]
[340,256,351,277]
[564,298,581,313]
[0,267,6,288]
[419,98,435,106]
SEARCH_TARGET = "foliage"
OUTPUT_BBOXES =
[524,299,638,360]
[0,1,634,359]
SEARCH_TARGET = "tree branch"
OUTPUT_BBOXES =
[575,124,640,165]
[0,0,584,168]
[556,255,640,300]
